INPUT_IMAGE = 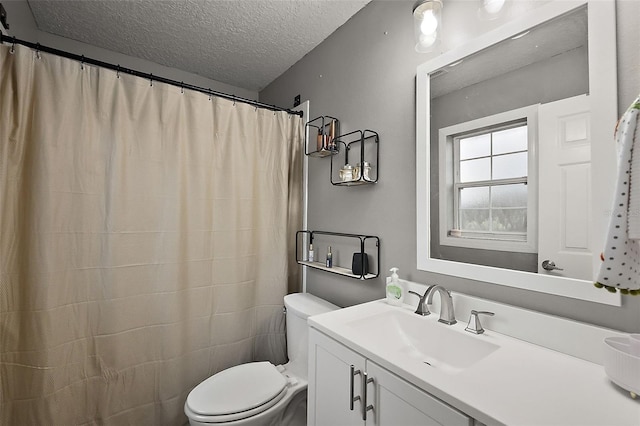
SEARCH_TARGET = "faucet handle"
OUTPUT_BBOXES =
[408,290,431,316]
[465,310,495,334]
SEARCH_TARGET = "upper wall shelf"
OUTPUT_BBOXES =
[331,130,379,186]
[305,115,340,157]
[305,116,380,185]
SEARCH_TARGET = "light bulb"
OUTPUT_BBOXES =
[420,10,439,35]
[482,0,505,15]
[419,31,438,48]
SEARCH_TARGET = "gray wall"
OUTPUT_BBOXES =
[260,0,640,332]
[1,0,256,100]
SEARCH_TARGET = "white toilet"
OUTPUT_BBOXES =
[184,293,339,426]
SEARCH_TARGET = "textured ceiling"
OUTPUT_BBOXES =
[27,0,371,91]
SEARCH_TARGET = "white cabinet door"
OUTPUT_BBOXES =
[366,361,472,426]
[308,328,366,426]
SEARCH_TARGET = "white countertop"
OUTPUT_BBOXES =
[308,299,640,426]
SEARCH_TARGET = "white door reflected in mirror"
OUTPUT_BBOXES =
[538,94,592,280]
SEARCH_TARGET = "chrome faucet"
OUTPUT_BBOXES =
[426,285,456,325]
[408,285,435,316]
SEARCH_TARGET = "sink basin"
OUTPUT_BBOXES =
[347,309,499,373]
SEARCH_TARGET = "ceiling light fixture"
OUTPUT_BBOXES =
[413,0,443,53]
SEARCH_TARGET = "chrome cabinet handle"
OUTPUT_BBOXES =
[541,260,564,271]
[362,372,374,421]
[349,365,361,411]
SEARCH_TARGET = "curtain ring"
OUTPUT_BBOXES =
[9,37,15,54]
[180,81,184,94]
[80,55,85,70]
[208,89,212,101]
[232,95,236,106]
[116,65,120,79]
[35,42,41,59]
[149,73,153,87]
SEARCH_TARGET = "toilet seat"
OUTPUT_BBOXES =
[185,362,289,423]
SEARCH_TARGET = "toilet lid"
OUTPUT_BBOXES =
[187,362,288,416]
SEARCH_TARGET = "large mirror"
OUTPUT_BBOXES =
[416,0,620,305]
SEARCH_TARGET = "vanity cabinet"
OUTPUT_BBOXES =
[308,328,472,426]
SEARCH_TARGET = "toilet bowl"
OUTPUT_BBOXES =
[184,293,339,426]
[184,362,305,426]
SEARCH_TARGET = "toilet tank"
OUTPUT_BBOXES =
[284,293,339,375]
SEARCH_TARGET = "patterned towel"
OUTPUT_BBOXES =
[595,95,640,295]
[629,97,640,240]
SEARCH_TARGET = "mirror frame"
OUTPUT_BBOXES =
[416,0,620,306]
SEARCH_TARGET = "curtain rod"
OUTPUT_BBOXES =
[0,35,303,117]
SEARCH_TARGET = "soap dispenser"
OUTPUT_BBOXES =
[386,267,405,306]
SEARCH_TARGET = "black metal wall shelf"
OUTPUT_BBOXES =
[296,230,380,280]
[331,130,379,186]
[304,116,340,157]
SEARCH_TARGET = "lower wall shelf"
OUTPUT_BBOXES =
[296,230,380,280]
[298,261,377,280]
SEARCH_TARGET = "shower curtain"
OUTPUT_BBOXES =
[0,44,302,424]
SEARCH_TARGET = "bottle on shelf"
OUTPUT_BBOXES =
[316,129,325,152]
[328,119,336,151]
[354,161,372,181]
[326,246,333,268]
[339,164,355,182]
[308,243,315,262]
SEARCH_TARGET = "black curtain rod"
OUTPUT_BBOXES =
[0,35,303,117]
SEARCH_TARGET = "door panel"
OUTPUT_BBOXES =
[538,94,592,279]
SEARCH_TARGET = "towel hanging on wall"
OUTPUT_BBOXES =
[595,94,640,295]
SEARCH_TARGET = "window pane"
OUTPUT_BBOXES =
[492,184,527,208]
[460,209,490,231]
[459,134,491,160]
[460,186,489,209]
[460,158,491,182]
[492,152,527,179]
[492,125,528,155]
[491,208,527,233]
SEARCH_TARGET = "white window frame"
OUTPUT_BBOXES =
[438,105,538,253]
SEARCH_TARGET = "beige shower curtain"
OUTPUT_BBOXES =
[0,44,302,424]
